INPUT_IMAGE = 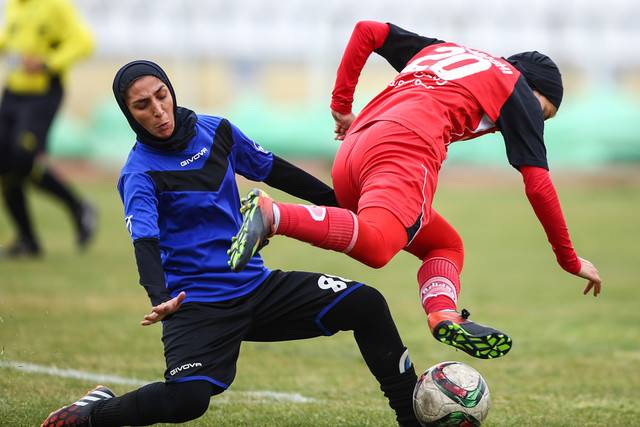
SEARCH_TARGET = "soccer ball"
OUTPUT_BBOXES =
[413,361,490,426]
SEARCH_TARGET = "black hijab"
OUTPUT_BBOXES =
[112,60,197,151]
[506,51,563,110]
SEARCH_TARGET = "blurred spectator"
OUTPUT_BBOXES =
[0,0,95,258]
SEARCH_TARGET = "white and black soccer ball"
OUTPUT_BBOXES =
[413,361,490,426]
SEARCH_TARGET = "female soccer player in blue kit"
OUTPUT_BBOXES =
[41,61,421,427]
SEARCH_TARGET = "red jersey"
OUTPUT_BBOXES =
[351,41,518,147]
[332,21,549,171]
[330,21,580,274]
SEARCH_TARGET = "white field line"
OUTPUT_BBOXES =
[0,360,316,404]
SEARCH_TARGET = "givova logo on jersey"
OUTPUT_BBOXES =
[180,147,208,167]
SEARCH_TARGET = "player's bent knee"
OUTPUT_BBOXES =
[355,248,396,269]
[354,285,388,315]
[323,285,391,332]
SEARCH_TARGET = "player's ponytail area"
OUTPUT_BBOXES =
[0,173,638,426]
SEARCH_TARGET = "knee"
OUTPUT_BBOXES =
[322,285,391,332]
[355,285,389,314]
[423,232,464,272]
[347,286,393,330]
[166,381,212,422]
[350,209,407,268]
[358,247,397,269]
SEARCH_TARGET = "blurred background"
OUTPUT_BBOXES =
[1,2,640,426]
[2,0,640,169]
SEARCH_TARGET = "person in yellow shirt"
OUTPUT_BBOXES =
[0,0,95,257]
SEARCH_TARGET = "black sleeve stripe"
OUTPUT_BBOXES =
[374,23,445,72]
[133,238,171,306]
[147,119,234,192]
[496,76,549,170]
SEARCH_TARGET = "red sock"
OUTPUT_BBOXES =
[417,257,460,314]
[275,203,357,252]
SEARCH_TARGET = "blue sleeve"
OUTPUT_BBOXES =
[229,121,274,181]
[117,173,160,241]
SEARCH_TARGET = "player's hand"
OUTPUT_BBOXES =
[141,291,186,326]
[575,257,601,297]
[331,109,356,141]
[21,55,45,74]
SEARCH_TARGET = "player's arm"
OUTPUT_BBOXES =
[264,155,338,206]
[330,21,390,118]
[134,238,185,325]
[496,77,602,295]
[228,119,338,206]
[45,0,95,73]
[0,24,6,53]
[118,173,184,324]
[331,21,443,139]
[0,1,10,53]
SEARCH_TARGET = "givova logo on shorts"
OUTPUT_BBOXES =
[170,362,203,376]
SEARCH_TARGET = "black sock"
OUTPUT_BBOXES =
[1,174,38,246]
[378,365,420,427]
[323,285,419,426]
[91,381,216,427]
[31,166,82,213]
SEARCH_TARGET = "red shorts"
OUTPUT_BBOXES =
[331,120,447,235]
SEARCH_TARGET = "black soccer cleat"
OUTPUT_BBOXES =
[1,236,42,259]
[228,189,275,272]
[427,309,512,359]
[74,202,98,251]
[41,385,115,427]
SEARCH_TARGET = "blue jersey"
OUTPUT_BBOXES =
[117,115,273,303]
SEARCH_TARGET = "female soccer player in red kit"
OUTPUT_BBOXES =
[229,21,602,359]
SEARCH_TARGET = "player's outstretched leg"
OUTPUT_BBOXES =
[41,385,114,427]
[410,218,512,359]
[228,188,274,272]
[428,309,512,359]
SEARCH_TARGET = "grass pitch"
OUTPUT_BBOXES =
[0,166,639,426]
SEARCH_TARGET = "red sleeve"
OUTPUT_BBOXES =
[330,21,390,115]
[521,166,581,274]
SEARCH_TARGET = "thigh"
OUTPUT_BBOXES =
[14,89,62,155]
[246,270,365,341]
[353,121,442,239]
[161,300,252,390]
[404,209,464,270]
[331,130,360,213]
[0,94,18,174]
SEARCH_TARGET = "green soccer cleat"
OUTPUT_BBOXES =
[427,309,512,359]
[228,189,275,272]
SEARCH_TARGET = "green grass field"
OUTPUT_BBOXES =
[1,167,639,426]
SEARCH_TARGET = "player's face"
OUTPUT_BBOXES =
[126,76,175,138]
[532,90,558,120]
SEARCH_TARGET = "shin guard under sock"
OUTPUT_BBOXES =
[91,381,215,426]
[418,257,460,314]
[32,167,82,213]
[1,175,37,245]
[378,365,420,427]
[275,203,357,252]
